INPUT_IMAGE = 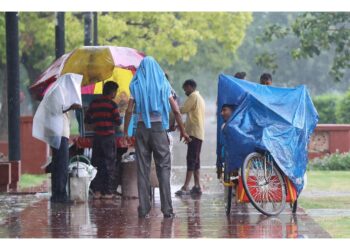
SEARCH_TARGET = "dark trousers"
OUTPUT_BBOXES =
[187,136,203,171]
[51,137,69,202]
[90,134,116,195]
[135,122,173,216]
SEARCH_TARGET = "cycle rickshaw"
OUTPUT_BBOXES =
[216,74,318,216]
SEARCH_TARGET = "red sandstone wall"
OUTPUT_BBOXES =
[1,122,350,172]
[308,124,350,159]
[0,116,49,174]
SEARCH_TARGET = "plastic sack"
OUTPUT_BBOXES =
[217,74,318,195]
[68,156,97,202]
[32,73,83,149]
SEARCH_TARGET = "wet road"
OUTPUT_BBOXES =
[0,103,334,238]
[0,167,330,238]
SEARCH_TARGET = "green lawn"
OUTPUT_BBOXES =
[303,171,350,192]
[313,217,350,238]
[299,196,350,209]
[19,174,49,189]
[299,171,350,238]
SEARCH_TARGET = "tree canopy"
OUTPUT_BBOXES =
[227,12,350,95]
[98,13,252,65]
[0,12,252,104]
[0,12,252,84]
[256,12,350,82]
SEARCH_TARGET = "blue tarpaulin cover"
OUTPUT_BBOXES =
[217,74,318,195]
[130,56,171,130]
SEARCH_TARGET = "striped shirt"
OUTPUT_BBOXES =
[84,96,122,136]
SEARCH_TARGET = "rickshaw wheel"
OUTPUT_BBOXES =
[242,152,286,216]
[224,185,233,216]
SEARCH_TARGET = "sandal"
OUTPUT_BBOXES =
[190,186,202,195]
[175,187,190,196]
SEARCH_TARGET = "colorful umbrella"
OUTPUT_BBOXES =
[29,46,145,101]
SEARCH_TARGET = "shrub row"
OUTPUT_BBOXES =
[308,151,350,171]
[312,90,350,124]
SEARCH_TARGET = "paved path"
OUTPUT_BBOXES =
[0,168,330,238]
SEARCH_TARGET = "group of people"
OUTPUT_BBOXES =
[49,56,206,219]
[49,55,273,219]
[234,71,273,86]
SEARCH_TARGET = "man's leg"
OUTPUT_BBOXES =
[183,136,197,190]
[194,170,200,188]
[102,135,117,196]
[135,123,152,217]
[51,137,69,202]
[193,137,203,189]
[50,147,58,201]
[150,122,173,216]
[90,136,105,196]
[183,171,194,190]
[58,137,69,200]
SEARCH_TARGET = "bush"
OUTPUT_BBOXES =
[308,151,350,171]
[312,93,341,124]
[336,90,350,124]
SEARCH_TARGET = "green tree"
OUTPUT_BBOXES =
[0,12,253,136]
[2,12,252,98]
[312,94,341,123]
[19,12,84,84]
[336,90,350,124]
[98,12,252,65]
[0,12,84,138]
[226,12,350,95]
[2,12,252,87]
[257,12,350,82]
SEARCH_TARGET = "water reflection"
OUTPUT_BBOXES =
[224,207,302,238]
[160,218,174,238]
[90,199,124,238]
[49,203,70,238]
[50,202,97,238]
[178,195,202,238]
[0,168,329,238]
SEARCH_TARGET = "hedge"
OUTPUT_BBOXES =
[312,90,350,124]
[308,151,350,171]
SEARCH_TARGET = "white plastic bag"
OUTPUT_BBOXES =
[68,160,97,202]
[32,73,83,149]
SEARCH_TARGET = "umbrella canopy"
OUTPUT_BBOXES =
[217,74,318,195]
[29,46,145,100]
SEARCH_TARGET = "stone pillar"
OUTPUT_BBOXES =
[0,163,11,192]
[9,161,21,191]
